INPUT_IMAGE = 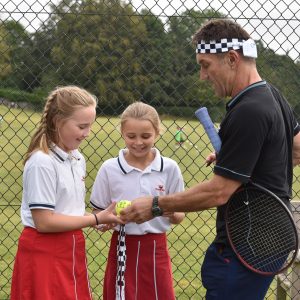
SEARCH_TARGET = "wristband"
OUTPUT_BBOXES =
[93,213,99,225]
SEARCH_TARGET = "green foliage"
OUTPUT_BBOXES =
[0,23,12,79]
[257,43,300,116]
[0,88,46,108]
[1,21,37,90]
[0,0,299,119]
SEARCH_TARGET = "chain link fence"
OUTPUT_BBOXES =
[1,0,300,299]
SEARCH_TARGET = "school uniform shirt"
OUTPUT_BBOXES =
[90,148,184,300]
[90,148,185,234]
[11,145,92,300]
[21,145,86,227]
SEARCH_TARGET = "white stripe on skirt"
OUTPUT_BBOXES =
[85,257,93,299]
[135,241,141,300]
[153,240,158,300]
[72,234,78,300]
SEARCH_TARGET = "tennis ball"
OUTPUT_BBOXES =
[116,200,131,216]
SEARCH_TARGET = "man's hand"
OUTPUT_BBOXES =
[120,196,153,224]
[206,152,216,166]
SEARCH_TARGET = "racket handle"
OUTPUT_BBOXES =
[195,107,222,153]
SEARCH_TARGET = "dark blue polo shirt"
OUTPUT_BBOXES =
[213,80,300,244]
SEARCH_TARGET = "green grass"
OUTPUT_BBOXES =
[1,104,299,299]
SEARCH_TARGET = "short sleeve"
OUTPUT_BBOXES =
[166,159,185,194]
[214,104,270,183]
[24,162,57,210]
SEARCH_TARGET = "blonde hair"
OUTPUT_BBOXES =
[24,85,97,164]
[120,102,161,135]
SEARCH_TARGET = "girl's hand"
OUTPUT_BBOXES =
[163,211,185,224]
[94,223,116,232]
[162,211,175,218]
[95,203,124,225]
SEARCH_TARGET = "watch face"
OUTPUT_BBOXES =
[152,206,163,217]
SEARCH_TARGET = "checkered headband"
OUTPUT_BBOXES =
[196,38,257,58]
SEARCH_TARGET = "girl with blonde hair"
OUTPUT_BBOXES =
[90,101,185,300]
[11,86,122,300]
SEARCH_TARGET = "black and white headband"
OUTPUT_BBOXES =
[196,38,257,58]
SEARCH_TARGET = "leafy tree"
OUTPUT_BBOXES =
[42,0,151,112]
[1,20,50,91]
[0,3,299,118]
[257,41,300,114]
[163,9,224,113]
[0,23,12,80]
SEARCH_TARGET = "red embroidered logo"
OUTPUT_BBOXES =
[155,185,165,192]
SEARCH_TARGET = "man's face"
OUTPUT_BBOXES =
[196,53,234,98]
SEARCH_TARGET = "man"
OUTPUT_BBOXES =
[120,19,300,299]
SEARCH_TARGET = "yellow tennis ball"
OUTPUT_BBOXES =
[116,200,131,216]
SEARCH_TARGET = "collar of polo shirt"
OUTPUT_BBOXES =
[50,145,81,162]
[117,148,164,174]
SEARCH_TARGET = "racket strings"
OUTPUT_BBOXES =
[227,188,298,274]
[230,204,295,253]
[229,199,295,252]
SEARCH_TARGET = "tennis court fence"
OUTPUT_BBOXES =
[1,0,300,298]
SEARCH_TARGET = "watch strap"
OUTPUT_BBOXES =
[152,196,163,217]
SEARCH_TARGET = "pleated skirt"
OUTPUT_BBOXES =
[103,231,175,300]
[10,227,92,300]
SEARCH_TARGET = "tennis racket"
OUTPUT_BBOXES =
[226,183,298,275]
[195,106,299,275]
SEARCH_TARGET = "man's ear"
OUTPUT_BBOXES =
[227,50,240,68]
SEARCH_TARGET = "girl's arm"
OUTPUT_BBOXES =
[31,202,122,233]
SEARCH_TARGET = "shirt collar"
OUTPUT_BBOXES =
[117,148,163,174]
[50,144,81,162]
[226,80,266,111]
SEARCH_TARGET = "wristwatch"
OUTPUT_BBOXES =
[152,196,163,217]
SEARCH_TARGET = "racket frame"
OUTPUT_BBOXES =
[225,182,299,276]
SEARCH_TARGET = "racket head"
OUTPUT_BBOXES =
[225,183,298,276]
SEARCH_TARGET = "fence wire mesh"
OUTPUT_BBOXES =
[0,0,300,299]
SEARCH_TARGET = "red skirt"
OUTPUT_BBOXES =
[103,232,175,300]
[10,227,92,300]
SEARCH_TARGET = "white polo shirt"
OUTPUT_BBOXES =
[21,145,86,228]
[90,148,184,234]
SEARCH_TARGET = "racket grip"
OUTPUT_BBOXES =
[195,107,222,153]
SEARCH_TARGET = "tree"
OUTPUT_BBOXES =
[0,22,12,80]
[1,20,45,91]
[41,0,151,111]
